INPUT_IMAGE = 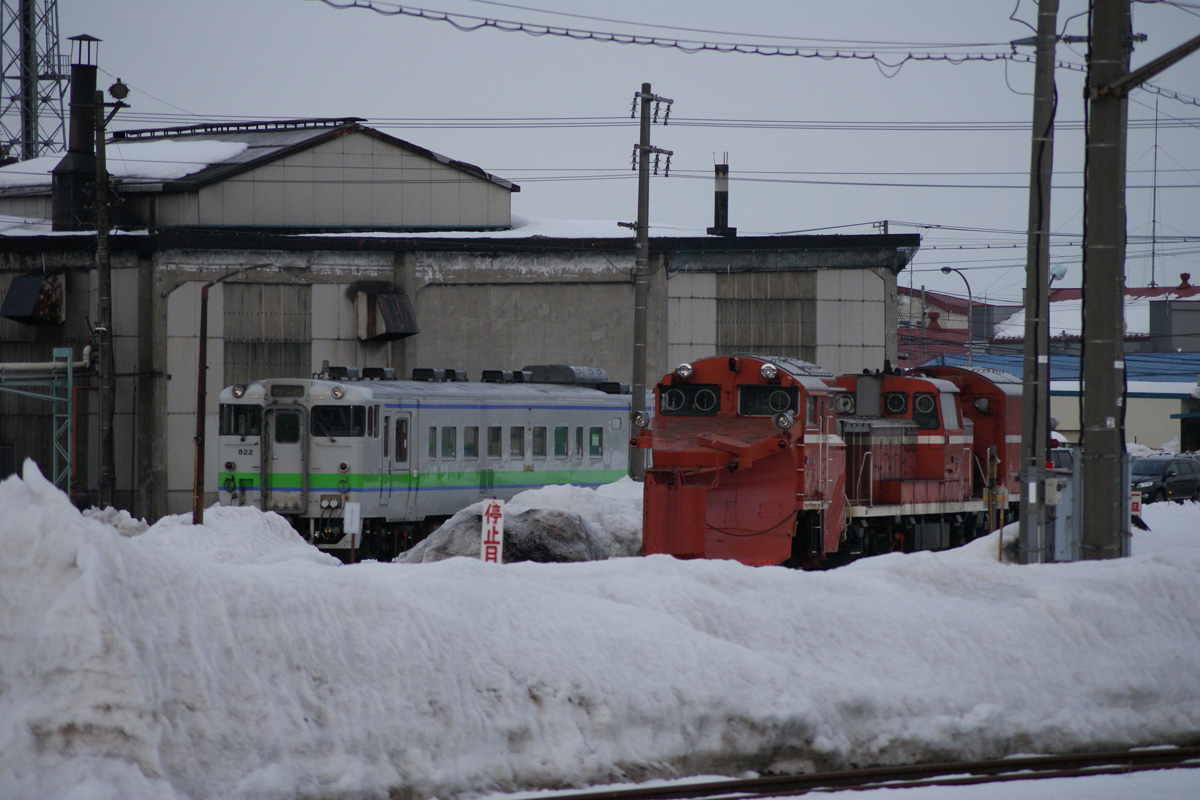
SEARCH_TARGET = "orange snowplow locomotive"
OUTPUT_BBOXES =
[631,355,1022,567]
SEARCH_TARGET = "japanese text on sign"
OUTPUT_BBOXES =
[481,499,504,563]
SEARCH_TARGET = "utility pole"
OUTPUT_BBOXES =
[93,79,127,509]
[1016,0,1059,563]
[1081,4,1200,558]
[628,82,672,480]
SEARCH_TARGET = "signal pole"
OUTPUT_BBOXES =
[629,82,672,480]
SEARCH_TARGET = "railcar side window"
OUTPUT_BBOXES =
[396,419,408,462]
[311,405,366,437]
[441,427,457,459]
[532,426,547,458]
[660,383,721,416]
[589,427,603,457]
[383,417,390,458]
[429,427,437,460]
[487,426,502,458]
[510,426,525,458]
[575,427,583,458]
[940,393,961,431]
[464,426,479,459]
[913,393,939,430]
[554,426,568,458]
[219,405,262,436]
[737,385,799,417]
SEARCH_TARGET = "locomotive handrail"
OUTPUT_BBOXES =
[854,450,874,506]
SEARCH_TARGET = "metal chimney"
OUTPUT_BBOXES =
[51,34,99,231]
[706,159,736,237]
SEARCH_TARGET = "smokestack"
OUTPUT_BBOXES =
[51,34,100,231]
[706,159,736,237]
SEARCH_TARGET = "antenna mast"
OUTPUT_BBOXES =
[0,0,69,161]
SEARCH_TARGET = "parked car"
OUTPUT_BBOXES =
[1130,455,1200,503]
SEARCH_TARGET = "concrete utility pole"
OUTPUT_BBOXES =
[1081,4,1200,559]
[629,81,672,480]
[1017,0,1059,563]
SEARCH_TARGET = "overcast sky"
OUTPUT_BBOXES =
[57,0,1199,303]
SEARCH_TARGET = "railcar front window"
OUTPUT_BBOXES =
[311,405,366,437]
[659,383,721,416]
[219,404,262,436]
[737,385,798,417]
[275,411,300,444]
[913,393,939,430]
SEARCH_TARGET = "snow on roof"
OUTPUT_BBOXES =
[994,292,1200,341]
[0,139,250,191]
[3,461,1200,799]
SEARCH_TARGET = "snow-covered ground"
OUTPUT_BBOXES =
[2,460,1199,800]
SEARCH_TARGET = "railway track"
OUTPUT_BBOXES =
[544,745,1200,800]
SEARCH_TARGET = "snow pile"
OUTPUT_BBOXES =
[401,478,643,563]
[3,461,1200,800]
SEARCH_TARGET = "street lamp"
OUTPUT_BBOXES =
[941,266,974,366]
[192,264,274,525]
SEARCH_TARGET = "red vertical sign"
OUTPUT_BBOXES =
[481,499,505,563]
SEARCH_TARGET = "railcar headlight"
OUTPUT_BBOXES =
[674,363,694,380]
[320,497,331,509]
[331,385,345,399]
[760,363,779,381]
[231,384,246,398]
[338,462,349,473]
[224,461,236,471]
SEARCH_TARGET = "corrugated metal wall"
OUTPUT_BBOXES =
[222,283,312,384]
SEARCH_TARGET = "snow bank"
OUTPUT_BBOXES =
[3,461,1200,800]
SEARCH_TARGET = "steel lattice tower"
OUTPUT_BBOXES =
[0,0,67,162]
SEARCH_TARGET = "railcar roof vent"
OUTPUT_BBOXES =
[327,365,359,380]
[522,364,609,385]
[444,368,468,382]
[412,368,445,381]
[600,381,631,394]
[482,369,515,383]
[361,367,395,380]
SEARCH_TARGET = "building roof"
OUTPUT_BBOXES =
[993,286,1200,341]
[898,285,1021,318]
[0,118,519,196]
[924,351,1200,388]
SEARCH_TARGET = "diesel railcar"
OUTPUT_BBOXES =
[217,364,631,560]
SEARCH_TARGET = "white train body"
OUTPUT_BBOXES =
[216,367,631,559]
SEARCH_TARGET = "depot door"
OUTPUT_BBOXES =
[264,407,307,513]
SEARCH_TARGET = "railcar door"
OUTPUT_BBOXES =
[263,406,308,513]
[390,412,415,519]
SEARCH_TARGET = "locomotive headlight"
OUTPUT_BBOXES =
[772,412,794,432]
[759,363,779,381]
[674,362,694,380]
[331,385,345,399]
[630,410,650,430]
